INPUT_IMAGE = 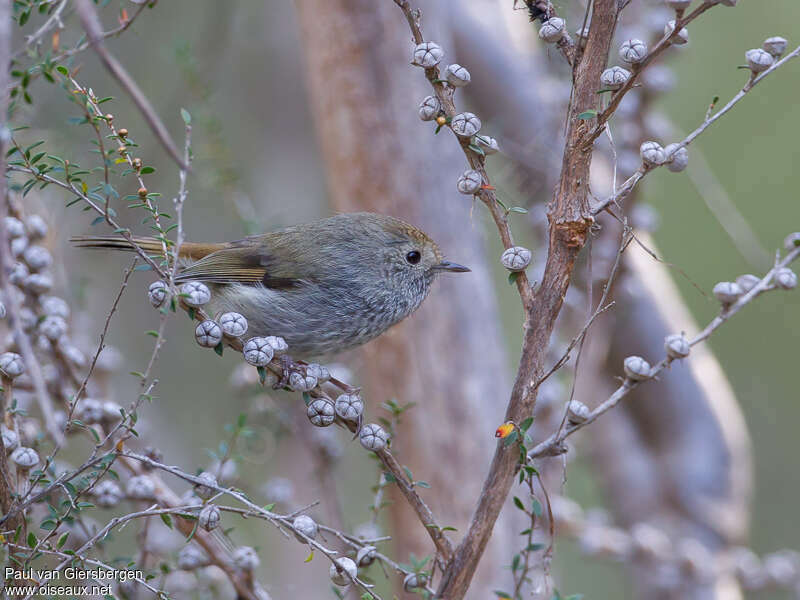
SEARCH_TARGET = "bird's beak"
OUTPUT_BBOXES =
[436,260,471,273]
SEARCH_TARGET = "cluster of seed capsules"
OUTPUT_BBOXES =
[147,279,390,455]
[552,495,800,594]
[1,213,123,477]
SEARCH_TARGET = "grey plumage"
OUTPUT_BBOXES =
[73,212,470,358]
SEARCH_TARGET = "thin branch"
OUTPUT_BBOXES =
[592,44,800,215]
[528,242,800,460]
[72,0,188,170]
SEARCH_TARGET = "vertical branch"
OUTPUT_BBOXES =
[437,1,618,597]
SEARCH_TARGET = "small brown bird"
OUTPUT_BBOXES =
[73,212,470,358]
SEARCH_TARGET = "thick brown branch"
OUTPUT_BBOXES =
[436,1,619,597]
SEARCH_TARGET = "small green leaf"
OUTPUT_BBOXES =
[57,532,69,548]
[304,550,314,562]
[513,496,525,511]
[502,430,518,446]
[520,416,534,432]
[532,497,543,517]
[161,513,173,529]
[180,108,192,125]
[508,271,520,285]
[27,532,37,547]
[578,110,598,120]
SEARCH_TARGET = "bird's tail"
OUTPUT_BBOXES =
[70,235,221,260]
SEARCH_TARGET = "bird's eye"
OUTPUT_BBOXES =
[405,250,421,265]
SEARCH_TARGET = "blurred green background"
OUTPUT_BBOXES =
[14,0,799,597]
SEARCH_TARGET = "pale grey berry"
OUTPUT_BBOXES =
[233,546,260,571]
[664,144,689,172]
[664,21,689,45]
[360,423,389,452]
[404,573,428,591]
[451,112,481,137]
[265,335,289,355]
[18,307,37,332]
[93,480,123,508]
[418,95,441,121]
[291,372,318,392]
[148,281,168,308]
[194,471,218,499]
[177,544,209,570]
[539,17,565,43]
[329,557,357,586]
[620,39,647,63]
[600,66,631,90]
[664,333,690,359]
[774,268,797,290]
[567,400,591,425]
[40,296,69,319]
[445,63,471,87]
[475,134,499,155]
[643,65,676,93]
[307,398,334,426]
[263,477,294,504]
[11,446,39,469]
[195,320,222,348]
[356,545,377,567]
[457,169,482,195]
[764,552,797,587]
[0,352,24,379]
[412,42,444,67]
[306,363,330,382]
[292,514,319,542]
[665,0,692,9]
[126,475,156,500]
[713,281,743,305]
[215,313,247,340]
[79,398,105,424]
[640,141,666,166]
[783,232,800,251]
[623,355,651,381]
[9,262,28,286]
[631,522,671,560]
[23,245,51,271]
[10,236,27,258]
[735,274,761,293]
[1,425,19,453]
[25,273,53,294]
[243,337,274,366]
[96,346,123,373]
[39,315,67,341]
[335,393,364,421]
[180,281,210,306]
[199,504,221,531]
[501,246,532,271]
[763,36,788,58]
[745,48,774,73]
[102,401,123,424]
[4,216,25,238]
[24,215,48,239]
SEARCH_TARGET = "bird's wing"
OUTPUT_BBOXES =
[175,245,303,289]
